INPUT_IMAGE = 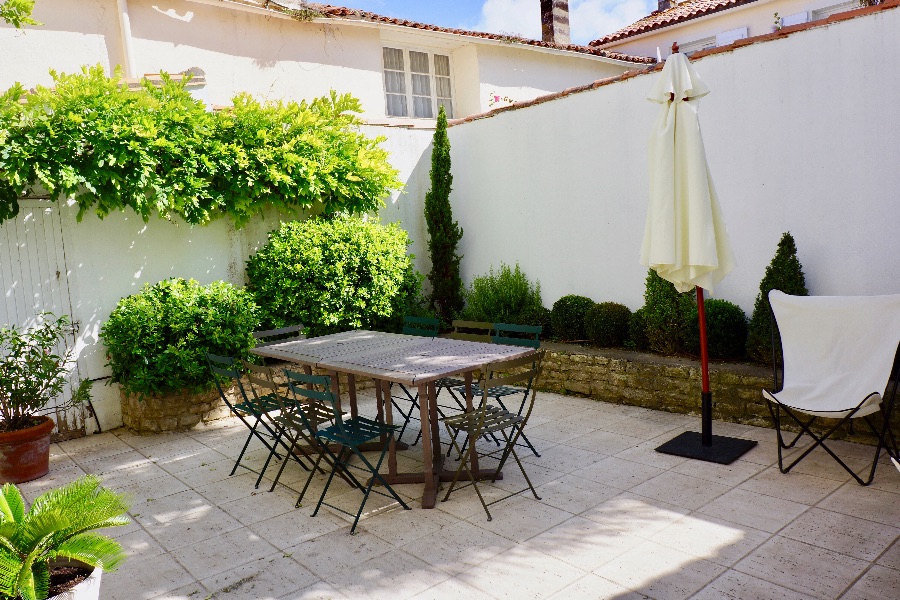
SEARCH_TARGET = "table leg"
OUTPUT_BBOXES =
[418,383,439,508]
[328,370,342,415]
[347,374,358,419]
[381,380,398,477]
[465,371,481,474]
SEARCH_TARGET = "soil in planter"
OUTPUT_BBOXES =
[0,416,43,434]
[47,564,93,597]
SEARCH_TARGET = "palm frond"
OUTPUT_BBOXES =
[13,512,68,556]
[0,484,24,525]
[15,556,36,600]
[31,560,49,600]
[54,533,126,572]
[0,549,22,598]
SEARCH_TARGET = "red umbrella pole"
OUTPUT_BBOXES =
[696,286,713,446]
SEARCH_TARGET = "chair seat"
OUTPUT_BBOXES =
[234,394,282,415]
[442,406,524,435]
[453,384,522,399]
[763,389,883,419]
[316,418,398,447]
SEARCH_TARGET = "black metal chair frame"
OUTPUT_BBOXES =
[310,374,411,534]
[206,353,285,479]
[765,312,900,486]
[441,351,544,521]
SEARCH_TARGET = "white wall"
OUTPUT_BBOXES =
[445,9,900,314]
[604,0,853,58]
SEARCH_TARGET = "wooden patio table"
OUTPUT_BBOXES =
[250,330,535,508]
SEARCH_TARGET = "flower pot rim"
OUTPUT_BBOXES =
[48,560,102,600]
[0,415,55,441]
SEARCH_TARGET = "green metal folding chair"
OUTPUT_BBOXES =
[442,351,545,520]
[242,362,321,491]
[310,373,410,534]
[453,322,543,456]
[283,369,364,505]
[206,353,285,478]
[252,325,305,366]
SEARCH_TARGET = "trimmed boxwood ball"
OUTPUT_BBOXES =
[100,278,259,396]
[246,216,416,335]
[627,306,650,351]
[683,299,749,360]
[641,270,694,355]
[585,302,632,348]
[550,295,595,341]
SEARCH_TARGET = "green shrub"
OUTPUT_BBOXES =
[100,278,259,396]
[463,263,546,329]
[746,232,808,364]
[627,307,650,351]
[641,270,694,355]
[550,295,595,342]
[0,67,402,225]
[683,299,748,359]
[585,302,632,348]
[246,217,416,334]
[424,106,464,326]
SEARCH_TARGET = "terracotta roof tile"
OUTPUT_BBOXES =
[236,1,656,63]
[590,0,759,46]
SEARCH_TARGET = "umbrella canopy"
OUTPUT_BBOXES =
[640,52,735,293]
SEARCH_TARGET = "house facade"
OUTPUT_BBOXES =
[591,0,862,57]
[0,0,653,123]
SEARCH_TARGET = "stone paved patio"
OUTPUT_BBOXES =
[20,391,900,599]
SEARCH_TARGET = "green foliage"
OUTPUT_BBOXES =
[746,232,808,364]
[585,302,632,348]
[246,217,416,335]
[550,295,595,342]
[424,106,464,326]
[0,0,40,28]
[0,66,402,226]
[683,299,748,359]
[0,315,72,432]
[0,475,129,600]
[641,270,694,355]
[100,278,259,396]
[462,263,546,330]
[626,307,650,351]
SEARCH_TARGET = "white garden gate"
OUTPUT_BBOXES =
[0,199,87,437]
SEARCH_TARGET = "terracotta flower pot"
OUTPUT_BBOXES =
[0,416,55,483]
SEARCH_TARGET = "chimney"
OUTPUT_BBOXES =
[540,0,570,46]
[658,0,672,11]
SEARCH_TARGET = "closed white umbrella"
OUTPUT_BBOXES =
[643,46,755,464]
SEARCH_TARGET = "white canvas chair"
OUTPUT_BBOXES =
[764,290,900,485]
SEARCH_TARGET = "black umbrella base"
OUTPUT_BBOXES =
[656,431,758,465]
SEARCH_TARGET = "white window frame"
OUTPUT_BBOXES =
[381,46,455,120]
[812,1,858,21]
[680,36,716,56]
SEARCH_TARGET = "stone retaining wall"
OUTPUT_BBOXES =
[538,342,897,447]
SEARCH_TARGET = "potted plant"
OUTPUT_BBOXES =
[0,475,130,600]
[0,315,74,483]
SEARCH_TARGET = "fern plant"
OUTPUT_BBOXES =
[0,475,130,600]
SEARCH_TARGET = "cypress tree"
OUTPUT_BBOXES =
[746,232,809,364]
[424,105,464,325]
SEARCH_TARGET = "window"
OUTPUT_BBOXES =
[812,1,857,20]
[382,47,453,119]
[781,12,810,27]
[680,36,716,56]
[715,27,748,47]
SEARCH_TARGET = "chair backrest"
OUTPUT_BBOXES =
[402,316,440,337]
[242,361,288,412]
[253,324,305,348]
[449,320,493,343]
[769,290,900,411]
[483,350,545,418]
[493,323,542,348]
[284,369,342,429]
[206,353,251,407]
